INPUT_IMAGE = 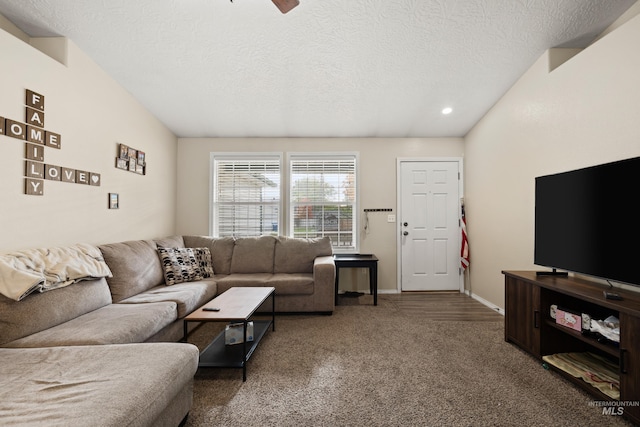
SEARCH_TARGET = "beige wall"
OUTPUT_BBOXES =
[464,14,640,308]
[5,9,637,306]
[176,138,463,292]
[0,28,177,252]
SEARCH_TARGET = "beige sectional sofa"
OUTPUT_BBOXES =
[0,343,198,427]
[183,235,335,314]
[0,234,334,426]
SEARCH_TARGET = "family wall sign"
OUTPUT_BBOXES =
[0,89,101,195]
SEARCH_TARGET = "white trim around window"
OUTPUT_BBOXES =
[209,152,283,237]
[288,152,359,253]
[209,151,359,253]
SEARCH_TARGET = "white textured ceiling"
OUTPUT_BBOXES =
[0,0,636,138]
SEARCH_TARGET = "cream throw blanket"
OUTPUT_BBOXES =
[0,244,112,301]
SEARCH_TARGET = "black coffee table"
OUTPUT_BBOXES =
[183,287,275,381]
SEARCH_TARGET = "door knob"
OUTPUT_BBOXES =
[403,231,409,236]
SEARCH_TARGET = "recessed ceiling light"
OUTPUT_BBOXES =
[442,107,453,115]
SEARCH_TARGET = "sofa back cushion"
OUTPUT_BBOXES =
[154,235,185,249]
[183,236,235,275]
[274,237,333,273]
[0,278,112,346]
[230,236,277,274]
[98,240,165,302]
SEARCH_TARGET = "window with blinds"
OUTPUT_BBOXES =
[211,155,281,237]
[289,155,357,251]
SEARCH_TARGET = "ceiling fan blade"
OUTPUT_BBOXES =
[272,0,299,14]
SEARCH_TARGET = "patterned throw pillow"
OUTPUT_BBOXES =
[157,247,213,286]
[192,247,214,277]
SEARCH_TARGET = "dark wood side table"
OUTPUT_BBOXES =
[334,254,379,306]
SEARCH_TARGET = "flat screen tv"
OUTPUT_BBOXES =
[534,156,640,286]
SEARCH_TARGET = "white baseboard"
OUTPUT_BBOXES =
[465,290,505,316]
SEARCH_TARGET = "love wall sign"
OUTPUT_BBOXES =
[0,89,101,195]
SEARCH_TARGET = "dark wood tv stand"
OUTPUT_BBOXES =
[503,271,640,424]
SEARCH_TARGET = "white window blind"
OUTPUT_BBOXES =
[289,155,357,251]
[212,156,281,237]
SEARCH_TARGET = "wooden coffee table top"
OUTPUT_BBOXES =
[185,287,275,322]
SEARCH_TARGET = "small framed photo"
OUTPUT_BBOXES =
[137,151,145,165]
[128,147,137,160]
[128,159,136,172]
[136,163,144,174]
[119,143,129,159]
[115,157,128,170]
[109,193,119,209]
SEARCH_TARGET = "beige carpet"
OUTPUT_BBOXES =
[184,295,632,427]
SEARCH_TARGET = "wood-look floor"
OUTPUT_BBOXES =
[339,291,504,322]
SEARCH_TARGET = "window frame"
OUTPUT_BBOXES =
[287,152,359,253]
[209,151,359,253]
[209,152,283,238]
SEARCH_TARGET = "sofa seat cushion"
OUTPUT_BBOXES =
[0,343,198,427]
[214,273,272,294]
[119,279,217,318]
[3,302,177,348]
[267,273,315,295]
[0,278,112,346]
[98,240,165,303]
[215,273,314,296]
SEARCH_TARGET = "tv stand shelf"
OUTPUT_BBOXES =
[544,319,619,357]
[503,271,640,424]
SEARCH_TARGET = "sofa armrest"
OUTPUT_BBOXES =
[312,256,336,312]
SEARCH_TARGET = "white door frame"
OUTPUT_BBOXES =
[396,157,464,293]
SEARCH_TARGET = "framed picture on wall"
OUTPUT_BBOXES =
[119,144,129,159]
[115,158,128,170]
[115,143,147,175]
[109,193,119,209]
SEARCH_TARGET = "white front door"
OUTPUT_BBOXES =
[400,161,460,291]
